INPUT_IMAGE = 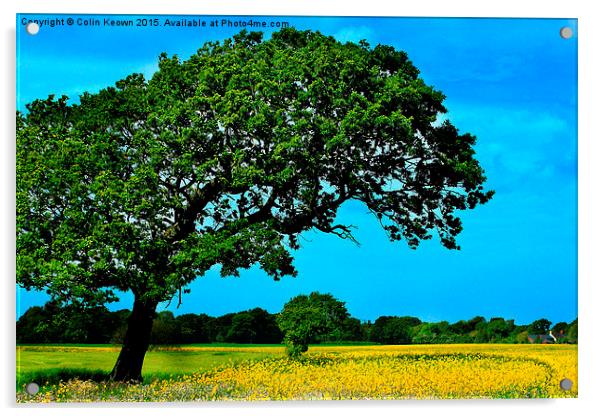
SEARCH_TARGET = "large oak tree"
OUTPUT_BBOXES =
[16,29,493,381]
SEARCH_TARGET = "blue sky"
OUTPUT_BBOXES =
[16,15,577,325]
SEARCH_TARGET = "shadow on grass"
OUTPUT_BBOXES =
[17,368,109,390]
[16,368,201,392]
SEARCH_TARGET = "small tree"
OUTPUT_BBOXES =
[515,330,530,344]
[246,308,283,344]
[277,292,349,357]
[226,312,257,343]
[528,318,552,334]
[150,311,178,344]
[552,321,568,335]
[175,313,204,343]
[566,319,578,344]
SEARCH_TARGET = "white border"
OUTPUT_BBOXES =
[2,1,601,415]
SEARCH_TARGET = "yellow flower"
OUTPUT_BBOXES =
[16,344,577,402]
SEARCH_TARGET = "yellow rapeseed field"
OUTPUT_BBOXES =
[17,344,577,402]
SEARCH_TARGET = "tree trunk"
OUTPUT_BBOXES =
[110,297,157,382]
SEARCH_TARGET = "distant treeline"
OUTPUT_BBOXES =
[16,301,578,345]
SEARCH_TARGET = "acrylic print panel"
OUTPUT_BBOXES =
[16,14,577,402]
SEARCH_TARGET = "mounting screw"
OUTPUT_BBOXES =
[25,382,39,395]
[560,27,573,39]
[559,378,573,391]
[25,22,40,35]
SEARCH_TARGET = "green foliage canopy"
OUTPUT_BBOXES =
[17,28,493,311]
[528,318,552,334]
[370,316,421,344]
[17,301,577,346]
[277,292,349,356]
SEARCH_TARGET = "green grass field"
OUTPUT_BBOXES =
[17,344,284,388]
